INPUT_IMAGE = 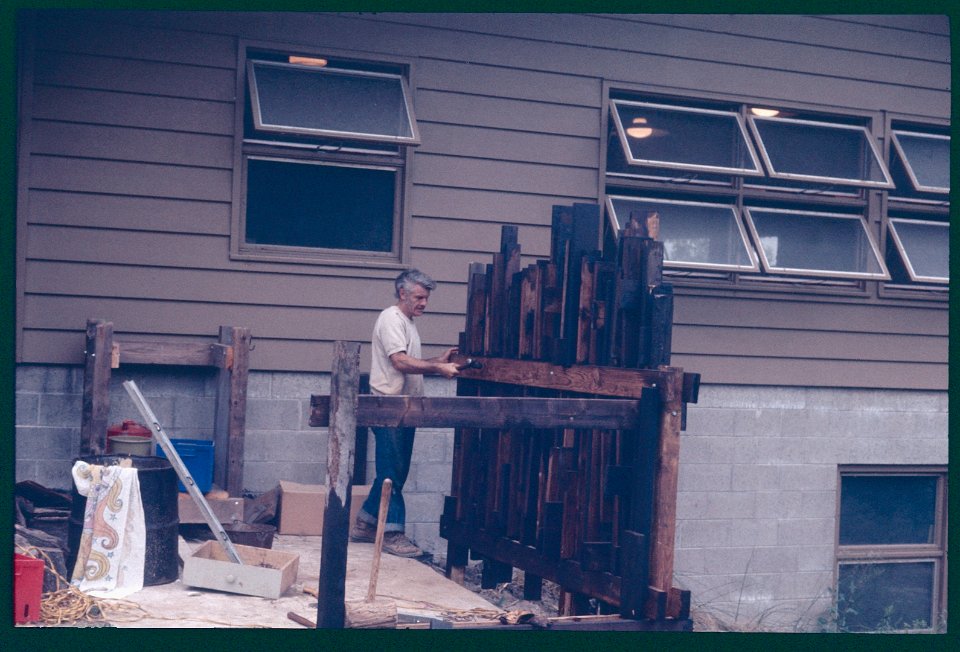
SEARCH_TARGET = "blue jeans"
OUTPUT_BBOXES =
[358,426,415,533]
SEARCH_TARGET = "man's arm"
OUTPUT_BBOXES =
[389,348,459,379]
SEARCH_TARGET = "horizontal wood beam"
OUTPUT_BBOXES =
[309,395,643,430]
[452,355,697,405]
[112,341,232,368]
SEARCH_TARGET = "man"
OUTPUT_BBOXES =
[349,269,460,557]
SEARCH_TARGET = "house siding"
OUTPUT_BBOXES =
[16,11,948,387]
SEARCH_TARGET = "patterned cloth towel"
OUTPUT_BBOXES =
[70,460,146,598]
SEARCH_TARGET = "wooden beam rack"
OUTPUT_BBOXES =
[80,319,251,496]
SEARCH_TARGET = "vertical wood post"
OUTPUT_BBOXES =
[645,370,684,619]
[316,341,361,629]
[214,326,250,496]
[80,319,112,456]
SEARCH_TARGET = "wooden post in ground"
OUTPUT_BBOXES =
[316,340,361,628]
[81,319,112,456]
[214,325,251,496]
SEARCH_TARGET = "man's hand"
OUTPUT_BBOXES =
[435,362,460,379]
[436,347,458,363]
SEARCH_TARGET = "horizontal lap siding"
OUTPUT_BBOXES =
[17,11,950,387]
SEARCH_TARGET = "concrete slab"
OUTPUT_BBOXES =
[105,534,499,628]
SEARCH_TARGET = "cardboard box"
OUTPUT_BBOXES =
[278,481,372,535]
[182,541,299,599]
[177,493,245,524]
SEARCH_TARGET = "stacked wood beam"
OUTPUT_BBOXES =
[441,203,699,623]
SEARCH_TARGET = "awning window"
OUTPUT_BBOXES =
[610,100,763,176]
[890,131,949,194]
[748,116,893,189]
[606,195,758,272]
[887,218,949,283]
[247,59,420,145]
[743,207,889,280]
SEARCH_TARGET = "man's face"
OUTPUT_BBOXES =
[398,284,430,318]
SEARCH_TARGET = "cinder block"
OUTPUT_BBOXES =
[245,372,273,398]
[756,491,802,518]
[731,464,780,491]
[799,491,836,518]
[677,519,733,548]
[797,545,835,573]
[777,518,834,547]
[779,465,836,492]
[16,394,39,425]
[244,398,301,431]
[16,365,81,394]
[37,394,83,428]
[412,462,453,492]
[748,546,799,573]
[15,426,78,461]
[678,463,732,492]
[681,406,735,435]
[727,518,779,547]
[272,371,329,399]
[732,408,784,438]
[403,492,445,523]
[411,429,453,462]
[706,491,756,519]
[171,396,217,429]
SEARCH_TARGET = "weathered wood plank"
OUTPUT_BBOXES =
[316,341,361,629]
[450,354,674,398]
[80,318,112,456]
[116,340,221,366]
[309,395,644,430]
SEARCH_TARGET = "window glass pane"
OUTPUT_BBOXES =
[837,562,935,632]
[245,158,395,253]
[249,61,417,143]
[891,131,950,193]
[607,196,757,271]
[888,219,949,283]
[749,116,892,188]
[839,474,938,545]
[744,208,888,279]
[611,101,762,175]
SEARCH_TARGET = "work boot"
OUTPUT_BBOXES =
[349,518,376,543]
[382,532,423,558]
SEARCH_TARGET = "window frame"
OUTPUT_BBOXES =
[230,42,417,267]
[886,217,949,285]
[609,99,764,177]
[747,114,895,189]
[834,465,948,633]
[246,58,421,146]
[889,130,950,195]
[742,206,890,281]
[605,194,759,273]
[602,85,948,301]
[239,154,404,262]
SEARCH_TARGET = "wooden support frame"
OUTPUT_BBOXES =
[80,319,251,496]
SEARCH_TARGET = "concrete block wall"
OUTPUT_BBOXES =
[675,385,949,632]
[15,366,948,626]
[15,364,457,556]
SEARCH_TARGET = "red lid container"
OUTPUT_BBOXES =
[107,420,152,439]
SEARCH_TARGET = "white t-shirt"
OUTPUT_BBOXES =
[370,305,424,396]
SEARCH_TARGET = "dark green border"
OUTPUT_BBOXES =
[2,2,957,651]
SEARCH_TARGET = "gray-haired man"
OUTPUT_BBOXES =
[350,269,459,557]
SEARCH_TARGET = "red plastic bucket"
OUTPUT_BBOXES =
[14,553,44,623]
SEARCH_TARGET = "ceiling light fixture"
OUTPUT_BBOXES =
[289,56,328,67]
[751,107,780,117]
[626,117,653,139]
